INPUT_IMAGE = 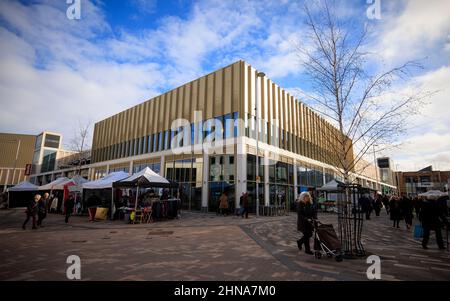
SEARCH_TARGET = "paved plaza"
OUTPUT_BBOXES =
[0,209,449,281]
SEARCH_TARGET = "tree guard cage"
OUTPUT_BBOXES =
[319,180,366,257]
[337,184,366,257]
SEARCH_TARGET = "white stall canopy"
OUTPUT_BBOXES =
[38,177,71,191]
[83,171,130,189]
[7,181,39,192]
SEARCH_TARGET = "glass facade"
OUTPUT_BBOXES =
[165,157,203,211]
[208,155,235,213]
[41,149,57,173]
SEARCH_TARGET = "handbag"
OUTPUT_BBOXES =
[414,224,424,239]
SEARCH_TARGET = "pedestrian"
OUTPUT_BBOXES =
[37,192,49,227]
[22,194,40,230]
[358,194,372,220]
[241,192,249,219]
[412,196,421,219]
[382,195,390,214]
[400,195,414,230]
[218,192,229,216]
[373,193,382,217]
[420,196,446,250]
[296,191,317,255]
[64,194,75,224]
[389,196,402,228]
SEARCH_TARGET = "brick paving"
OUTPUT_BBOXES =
[0,209,448,281]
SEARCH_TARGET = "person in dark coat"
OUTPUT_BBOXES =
[400,195,414,229]
[22,194,40,230]
[64,194,75,224]
[382,195,390,214]
[296,192,317,255]
[37,192,49,227]
[373,194,383,217]
[358,194,373,220]
[420,197,446,250]
[412,196,421,219]
[240,192,249,219]
[389,196,402,228]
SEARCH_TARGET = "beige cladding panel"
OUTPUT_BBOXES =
[138,102,144,138]
[191,80,199,119]
[198,76,206,113]
[0,134,36,168]
[224,66,232,115]
[246,66,252,116]
[183,82,191,120]
[214,69,222,117]
[176,87,183,120]
[206,73,214,119]
[232,62,240,113]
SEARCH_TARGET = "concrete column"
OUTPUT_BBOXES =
[264,150,270,206]
[88,167,93,180]
[106,164,110,175]
[129,161,133,175]
[0,169,3,191]
[201,152,209,212]
[236,152,247,209]
[322,166,326,187]
[4,169,10,191]
[12,169,17,186]
[160,155,165,177]
[293,162,298,198]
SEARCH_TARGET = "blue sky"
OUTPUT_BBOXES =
[0,0,449,171]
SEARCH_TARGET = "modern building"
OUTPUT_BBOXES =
[85,60,396,213]
[0,133,36,191]
[395,166,450,197]
[29,131,91,185]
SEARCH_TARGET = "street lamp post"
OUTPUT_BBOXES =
[372,144,379,192]
[255,71,265,217]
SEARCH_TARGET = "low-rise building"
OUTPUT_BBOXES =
[395,166,450,197]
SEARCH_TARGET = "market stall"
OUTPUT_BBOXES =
[317,179,346,212]
[38,177,71,213]
[63,176,88,216]
[7,181,39,208]
[82,171,130,219]
[113,167,179,223]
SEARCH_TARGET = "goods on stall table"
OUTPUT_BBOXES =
[95,208,109,220]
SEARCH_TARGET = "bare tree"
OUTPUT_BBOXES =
[69,121,91,176]
[296,0,431,185]
[295,0,432,256]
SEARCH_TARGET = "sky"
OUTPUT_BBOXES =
[0,0,449,171]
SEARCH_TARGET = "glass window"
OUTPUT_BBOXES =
[224,113,233,139]
[41,149,57,172]
[276,162,288,184]
[153,134,158,153]
[247,155,256,182]
[158,132,163,152]
[197,122,203,145]
[35,134,43,150]
[152,163,161,175]
[233,112,239,137]
[147,135,152,153]
[44,134,61,148]
[164,131,169,150]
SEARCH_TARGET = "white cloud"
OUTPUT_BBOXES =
[374,0,450,64]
